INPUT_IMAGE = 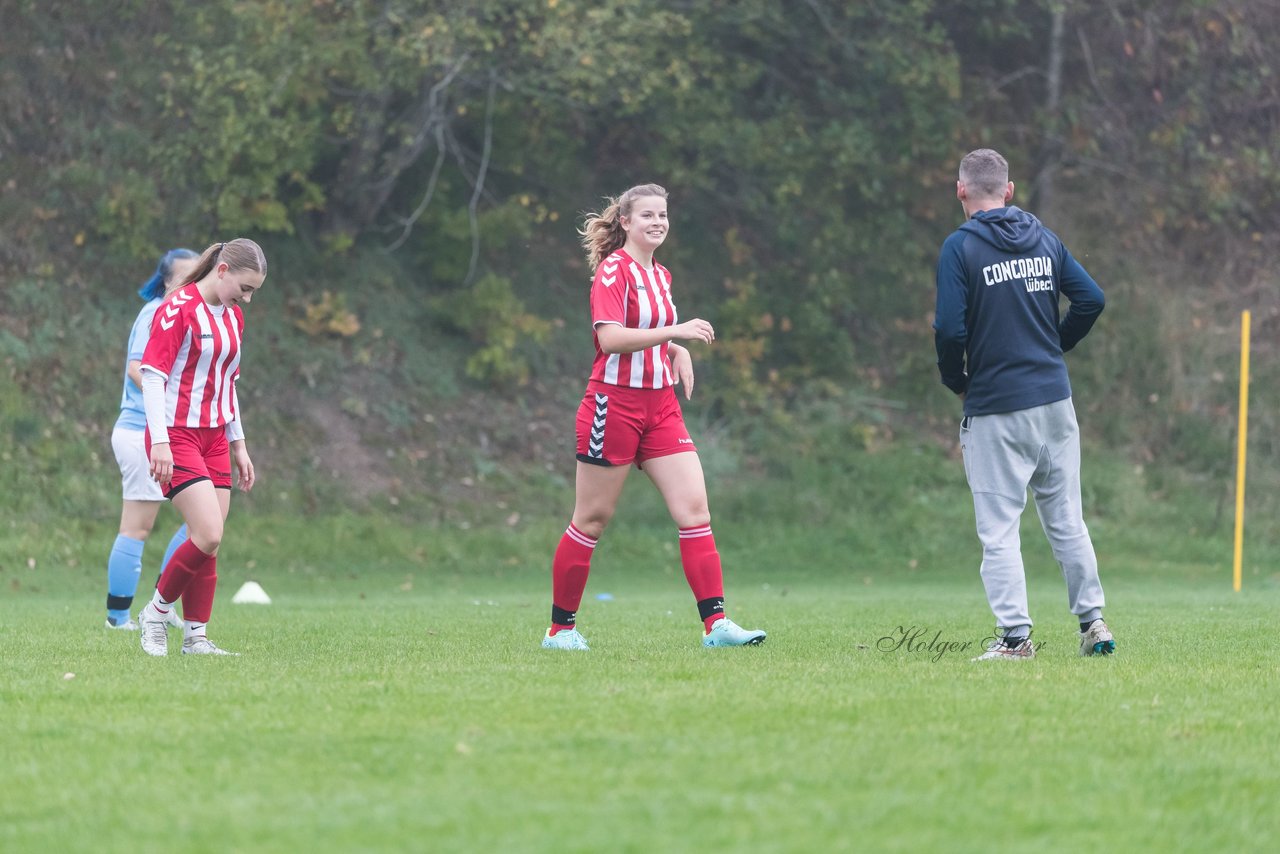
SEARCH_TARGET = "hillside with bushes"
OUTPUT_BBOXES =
[2,0,1276,531]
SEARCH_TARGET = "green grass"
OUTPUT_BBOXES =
[4,440,1278,852]
[4,505,1280,852]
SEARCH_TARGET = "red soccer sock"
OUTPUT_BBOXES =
[156,539,215,605]
[679,525,727,632]
[550,523,597,632]
[181,560,218,624]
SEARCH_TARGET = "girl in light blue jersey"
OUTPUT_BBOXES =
[104,249,200,629]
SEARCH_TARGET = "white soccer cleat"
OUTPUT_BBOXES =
[138,605,170,656]
[702,617,766,647]
[105,617,139,631]
[162,607,184,630]
[541,628,590,650]
[137,603,183,630]
[181,637,239,656]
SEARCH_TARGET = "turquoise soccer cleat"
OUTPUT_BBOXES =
[541,628,590,650]
[702,617,766,648]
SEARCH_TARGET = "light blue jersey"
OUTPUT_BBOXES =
[116,299,163,431]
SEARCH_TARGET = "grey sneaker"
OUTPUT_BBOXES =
[1079,620,1116,656]
[972,636,1036,661]
[138,605,170,656]
[181,637,239,656]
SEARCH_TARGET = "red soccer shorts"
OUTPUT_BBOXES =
[575,381,696,468]
[145,425,231,498]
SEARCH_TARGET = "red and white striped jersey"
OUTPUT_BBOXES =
[589,248,679,389]
[140,282,244,428]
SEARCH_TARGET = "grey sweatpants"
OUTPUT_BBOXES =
[959,397,1105,631]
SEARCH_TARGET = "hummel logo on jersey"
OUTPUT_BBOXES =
[159,303,181,331]
[601,259,620,286]
[634,281,646,291]
[200,334,214,340]
[159,294,190,331]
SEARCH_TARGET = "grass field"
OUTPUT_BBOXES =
[4,447,1279,852]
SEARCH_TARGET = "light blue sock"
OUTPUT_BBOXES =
[159,524,189,579]
[107,535,145,625]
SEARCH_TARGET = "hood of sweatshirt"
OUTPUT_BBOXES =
[958,206,1044,254]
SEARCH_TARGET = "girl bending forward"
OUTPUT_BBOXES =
[137,239,265,656]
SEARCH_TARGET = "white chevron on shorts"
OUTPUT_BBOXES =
[589,393,607,457]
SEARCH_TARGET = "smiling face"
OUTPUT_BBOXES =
[620,195,669,255]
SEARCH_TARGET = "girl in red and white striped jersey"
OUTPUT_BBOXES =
[135,238,266,656]
[542,184,766,650]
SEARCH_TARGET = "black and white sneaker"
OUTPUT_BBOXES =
[1079,620,1116,656]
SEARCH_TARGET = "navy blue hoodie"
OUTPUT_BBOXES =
[933,206,1105,416]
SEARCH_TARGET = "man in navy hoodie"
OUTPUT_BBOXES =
[934,148,1115,660]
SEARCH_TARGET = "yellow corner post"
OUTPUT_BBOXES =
[1233,310,1251,592]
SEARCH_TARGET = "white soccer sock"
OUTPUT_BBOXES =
[183,621,207,642]
[150,589,174,612]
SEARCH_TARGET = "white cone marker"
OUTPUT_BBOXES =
[231,581,272,605]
